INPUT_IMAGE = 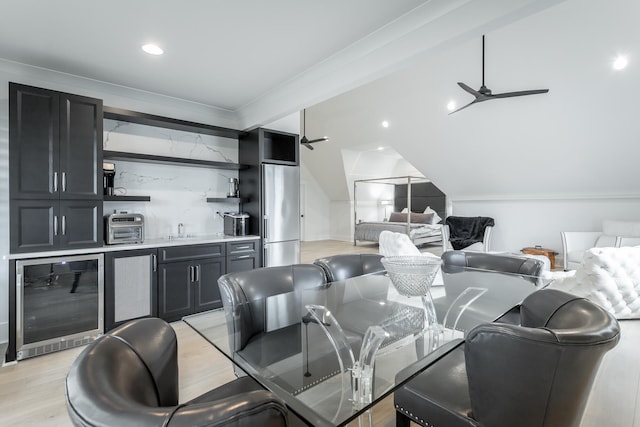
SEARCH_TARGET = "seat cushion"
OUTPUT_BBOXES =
[394,346,479,427]
[186,376,265,405]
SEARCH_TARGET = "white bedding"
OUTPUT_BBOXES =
[354,221,441,243]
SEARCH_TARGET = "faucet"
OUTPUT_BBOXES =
[178,223,184,237]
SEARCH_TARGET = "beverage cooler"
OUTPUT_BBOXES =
[15,254,104,360]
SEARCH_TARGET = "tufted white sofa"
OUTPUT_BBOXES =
[561,219,640,270]
[548,246,640,319]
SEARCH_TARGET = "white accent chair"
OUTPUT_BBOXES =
[561,220,640,270]
[441,217,494,253]
[548,246,640,319]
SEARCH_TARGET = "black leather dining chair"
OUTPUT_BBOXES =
[65,317,288,427]
[440,250,546,279]
[433,250,547,328]
[313,253,384,282]
[218,264,331,368]
[394,289,621,427]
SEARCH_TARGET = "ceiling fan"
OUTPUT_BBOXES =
[450,35,549,115]
[300,109,328,150]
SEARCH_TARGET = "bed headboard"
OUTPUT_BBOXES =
[394,182,446,223]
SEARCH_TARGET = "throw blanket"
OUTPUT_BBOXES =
[445,216,495,250]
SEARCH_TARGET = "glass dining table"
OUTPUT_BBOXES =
[183,266,552,427]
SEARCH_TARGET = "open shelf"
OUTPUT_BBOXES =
[206,197,246,203]
[104,195,151,202]
[103,150,246,170]
[103,106,241,139]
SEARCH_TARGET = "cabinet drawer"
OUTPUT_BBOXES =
[159,243,224,263]
[226,240,257,255]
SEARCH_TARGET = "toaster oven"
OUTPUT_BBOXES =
[105,213,144,244]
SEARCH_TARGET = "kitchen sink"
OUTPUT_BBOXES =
[167,234,197,240]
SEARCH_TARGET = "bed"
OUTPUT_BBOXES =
[353,176,446,246]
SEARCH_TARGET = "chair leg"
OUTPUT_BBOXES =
[396,410,412,427]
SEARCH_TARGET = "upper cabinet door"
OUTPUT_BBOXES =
[9,83,103,200]
[9,83,60,199]
[59,94,103,199]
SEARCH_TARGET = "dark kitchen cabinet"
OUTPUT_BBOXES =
[9,83,103,200]
[158,260,194,321]
[226,239,260,273]
[240,127,299,166]
[157,244,225,322]
[9,83,103,253]
[104,249,158,331]
[193,257,225,312]
[239,128,299,267]
[10,199,102,252]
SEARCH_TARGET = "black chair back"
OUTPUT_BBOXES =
[313,253,384,282]
[395,289,620,427]
[442,250,545,280]
[218,264,328,352]
[65,318,288,427]
[465,289,620,427]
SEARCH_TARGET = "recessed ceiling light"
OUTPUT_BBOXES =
[381,120,389,128]
[142,44,164,55]
[447,101,456,111]
[613,55,628,70]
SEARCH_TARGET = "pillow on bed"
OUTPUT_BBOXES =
[388,212,434,224]
[423,206,443,224]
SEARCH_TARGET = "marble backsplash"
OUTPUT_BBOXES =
[103,119,242,239]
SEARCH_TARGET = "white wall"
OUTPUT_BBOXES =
[302,144,427,241]
[299,160,331,241]
[330,201,354,242]
[302,0,640,249]
[452,197,640,255]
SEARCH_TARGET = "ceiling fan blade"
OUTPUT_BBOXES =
[492,88,549,98]
[302,142,314,150]
[306,137,328,144]
[448,99,478,115]
[457,82,481,97]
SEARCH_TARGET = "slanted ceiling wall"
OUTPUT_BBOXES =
[302,0,640,252]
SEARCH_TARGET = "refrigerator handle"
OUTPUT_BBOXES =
[263,215,268,241]
[263,246,268,267]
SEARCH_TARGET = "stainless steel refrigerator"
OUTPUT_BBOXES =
[262,164,300,266]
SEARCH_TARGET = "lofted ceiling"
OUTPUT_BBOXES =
[301,0,640,203]
[0,0,564,130]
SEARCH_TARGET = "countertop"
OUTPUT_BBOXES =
[4,234,261,260]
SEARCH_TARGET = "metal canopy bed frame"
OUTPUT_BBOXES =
[353,176,446,246]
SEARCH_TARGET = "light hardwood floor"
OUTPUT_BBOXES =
[0,240,637,426]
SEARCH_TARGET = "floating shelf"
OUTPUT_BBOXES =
[206,197,246,203]
[103,106,241,139]
[103,150,246,170]
[104,195,151,202]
